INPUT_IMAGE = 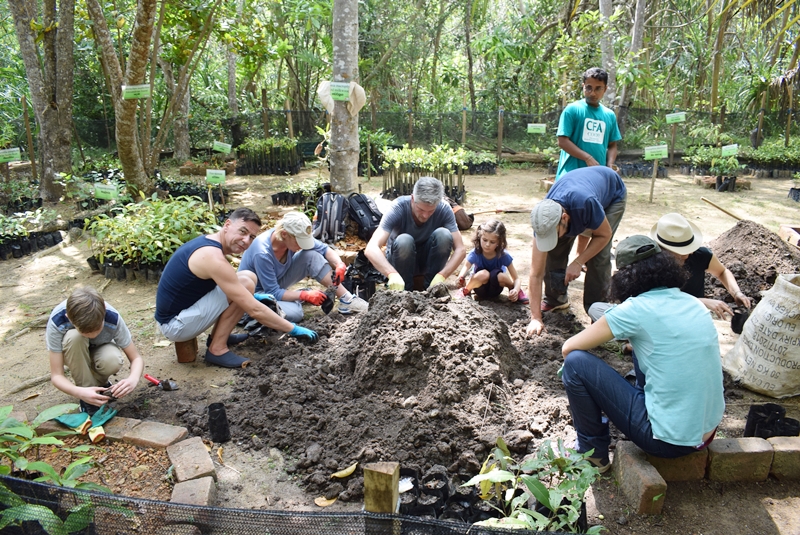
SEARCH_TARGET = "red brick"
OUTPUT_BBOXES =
[103,417,141,442]
[707,438,773,482]
[167,436,216,482]
[767,436,800,480]
[613,441,667,515]
[646,449,708,481]
[123,421,188,448]
[171,476,217,506]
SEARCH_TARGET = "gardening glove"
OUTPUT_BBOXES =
[299,290,327,306]
[332,264,347,286]
[387,272,405,291]
[456,275,466,288]
[89,404,117,428]
[54,412,91,435]
[557,365,564,380]
[88,426,106,444]
[428,273,446,288]
[254,292,277,304]
[288,324,318,343]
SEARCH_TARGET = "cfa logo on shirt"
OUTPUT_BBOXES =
[582,119,605,144]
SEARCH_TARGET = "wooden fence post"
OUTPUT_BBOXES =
[21,96,37,182]
[649,158,659,203]
[285,98,297,163]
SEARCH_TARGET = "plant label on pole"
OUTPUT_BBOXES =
[527,123,546,134]
[94,183,118,200]
[206,169,226,185]
[212,140,232,153]
[665,112,687,124]
[0,148,22,163]
[644,145,669,160]
[122,84,151,100]
[330,82,350,102]
[721,144,739,157]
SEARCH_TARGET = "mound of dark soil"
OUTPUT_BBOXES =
[705,220,800,305]
[176,288,596,500]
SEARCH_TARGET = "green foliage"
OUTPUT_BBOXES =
[0,208,59,242]
[86,195,218,266]
[739,137,800,168]
[462,438,605,534]
[239,136,298,153]
[383,144,491,173]
[709,156,742,176]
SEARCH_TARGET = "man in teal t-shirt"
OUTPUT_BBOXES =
[555,67,622,180]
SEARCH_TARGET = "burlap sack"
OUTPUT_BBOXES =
[723,274,800,398]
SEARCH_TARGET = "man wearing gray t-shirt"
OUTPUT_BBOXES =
[46,286,144,415]
[365,177,466,291]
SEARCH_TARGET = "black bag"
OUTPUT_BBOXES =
[343,250,387,300]
[312,192,350,244]
[348,193,383,240]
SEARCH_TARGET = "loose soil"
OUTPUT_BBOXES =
[2,166,800,534]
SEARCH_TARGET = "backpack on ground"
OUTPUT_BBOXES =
[347,193,383,241]
[312,192,350,244]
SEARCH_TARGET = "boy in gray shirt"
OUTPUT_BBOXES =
[46,286,144,414]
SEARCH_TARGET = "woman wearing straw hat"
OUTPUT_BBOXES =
[650,213,751,319]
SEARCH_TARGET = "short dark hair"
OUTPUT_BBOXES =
[583,67,608,85]
[228,207,261,226]
[610,251,687,302]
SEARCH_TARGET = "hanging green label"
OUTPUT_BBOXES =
[94,183,118,200]
[527,123,546,134]
[665,112,687,124]
[0,148,22,163]
[212,140,232,153]
[122,84,151,99]
[644,145,669,160]
[330,82,350,101]
[721,144,739,157]
[206,169,226,184]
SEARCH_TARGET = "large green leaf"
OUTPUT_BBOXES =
[0,406,13,423]
[33,404,80,428]
[0,504,67,535]
[521,476,551,511]
[462,469,515,486]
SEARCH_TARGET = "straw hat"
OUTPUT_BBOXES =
[649,213,703,255]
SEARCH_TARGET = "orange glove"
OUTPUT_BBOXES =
[299,290,327,306]
[333,264,346,286]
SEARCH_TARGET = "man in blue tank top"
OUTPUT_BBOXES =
[156,208,318,368]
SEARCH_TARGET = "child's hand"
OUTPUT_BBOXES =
[508,288,519,301]
[456,275,466,288]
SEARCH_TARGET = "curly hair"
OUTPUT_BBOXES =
[472,219,507,256]
[610,251,688,302]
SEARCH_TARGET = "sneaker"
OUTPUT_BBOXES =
[587,456,612,474]
[79,400,100,416]
[541,300,569,312]
[339,296,368,314]
[516,290,530,305]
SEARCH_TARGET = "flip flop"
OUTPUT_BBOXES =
[204,349,251,369]
[206,333,250,348]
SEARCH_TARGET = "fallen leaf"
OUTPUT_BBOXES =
[210,384,219,388]
[21,392,39,401]
[331,462,358,479]
[314,496,337,507]
[202,439,213,452]
[217,446,224,464]
[153,341,171,347]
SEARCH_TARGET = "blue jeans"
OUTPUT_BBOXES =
[387,228,453,291]
[275,250,332,323]
[561,350,699,460]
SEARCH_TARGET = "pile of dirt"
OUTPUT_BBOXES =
[175,289,591,500]
[705,220,800,304]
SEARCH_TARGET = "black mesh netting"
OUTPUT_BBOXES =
[0,475,577,535]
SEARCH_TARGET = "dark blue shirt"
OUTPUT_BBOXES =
[546,166,626,236]
[155,236,222,324]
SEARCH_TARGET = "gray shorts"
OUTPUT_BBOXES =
[157,286,230,342]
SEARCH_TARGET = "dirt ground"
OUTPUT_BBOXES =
[2,165,800,534]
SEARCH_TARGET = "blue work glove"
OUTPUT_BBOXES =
[254,292,277,304]
[288,324,318,342]
[90,404,117,428]
[557,365,564,380]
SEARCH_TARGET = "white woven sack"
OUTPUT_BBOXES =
[723,274,800,398]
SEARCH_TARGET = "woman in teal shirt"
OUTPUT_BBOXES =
[560,235,724,471]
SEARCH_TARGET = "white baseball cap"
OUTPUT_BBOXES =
[530,199,563,252]
[282,212,315,250]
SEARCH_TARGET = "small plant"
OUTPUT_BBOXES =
[463,437,605,533]
[709,155,741,177]
[792,172,800,188]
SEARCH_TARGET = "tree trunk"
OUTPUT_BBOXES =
[709,0,730,122]
[599,0,616,106]
[86,0,157,195]
[465,0,477,127]
[159,59,190,162]
[9,0,75,202]
[616,0,645,136]
[329,0,359,195]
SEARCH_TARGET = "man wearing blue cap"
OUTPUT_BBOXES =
[526,166,626,337]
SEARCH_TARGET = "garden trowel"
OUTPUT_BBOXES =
[144,374,179,391]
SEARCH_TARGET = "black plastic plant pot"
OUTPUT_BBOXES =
[744,403,786,438]
[36,234,47,250]
[715,176,723,190]
[43,233,55,248]
[104,262,115,279]
[208,402,231,443]
[789,188,800,202]
[86,256,101,272]
[731,307,750,334]
[398,492,417,514]
[271,194,280,205]
[11,243,22,259]
[147,267,162,283]
[125,267,136,282]
[421,472,450,501]
[52,231,63,244]
[20,238,32,256]
[0,244,9,261]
